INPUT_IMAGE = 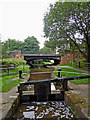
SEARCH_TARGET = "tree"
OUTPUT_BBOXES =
[3,39,23,51]
[43,2,90,62]
[39,46,53,54]
[44,40,56,51]
[22,36,40,53]
[2,36,40,54]
[0,41,10,59]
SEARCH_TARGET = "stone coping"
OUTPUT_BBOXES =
[22,54,60,56]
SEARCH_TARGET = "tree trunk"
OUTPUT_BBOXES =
[87,36,90,70]
[87,38,90,63]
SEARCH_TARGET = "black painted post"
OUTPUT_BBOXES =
[78,61,80,68]
[63,80,68,91]
[58,68,61,78]
[7,67,9,76]
[57,67,68,91]
[19,69,22,79]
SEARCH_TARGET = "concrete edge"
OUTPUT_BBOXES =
[1,94,20,120]
[65,92,89,120]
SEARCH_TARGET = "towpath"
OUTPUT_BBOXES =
[57,65,89,119]
[0,75,30,120]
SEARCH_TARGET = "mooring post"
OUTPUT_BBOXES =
[58,68,61,78]
[57,68,68,91]
[19,69,22,79]
[78,61,81,68]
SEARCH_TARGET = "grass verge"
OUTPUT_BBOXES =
[0,64,30,76]
[54,67,89,84]
[0,74,27,92]
[60,62,89,71]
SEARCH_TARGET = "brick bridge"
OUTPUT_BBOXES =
[22,53,61,68]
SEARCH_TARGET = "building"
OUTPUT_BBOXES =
[9,51,23,59]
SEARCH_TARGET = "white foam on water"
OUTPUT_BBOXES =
[51,83,56,90]
[23,111,35,119]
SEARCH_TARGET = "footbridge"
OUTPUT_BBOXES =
[21,52,61,68]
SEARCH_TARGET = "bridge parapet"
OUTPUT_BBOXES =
[21,51,57,55]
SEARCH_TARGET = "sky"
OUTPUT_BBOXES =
[0,0,58,48]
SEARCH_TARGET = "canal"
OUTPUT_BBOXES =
[13,67,76,120]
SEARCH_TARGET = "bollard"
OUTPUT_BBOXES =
[58,68,61,78]
[19,69,22,79]
[58,68,68,91]
[7,67,9,76]
[78,61,80,68]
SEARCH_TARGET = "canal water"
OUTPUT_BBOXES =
[14,67,75,120]
[15,101,75,120]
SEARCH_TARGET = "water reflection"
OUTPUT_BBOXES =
[15,101,75,120]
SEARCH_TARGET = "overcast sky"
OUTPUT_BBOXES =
[0,0,58,48]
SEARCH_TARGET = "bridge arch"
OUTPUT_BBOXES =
[22,54,61,68]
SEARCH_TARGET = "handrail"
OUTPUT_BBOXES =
[20,74,90,85]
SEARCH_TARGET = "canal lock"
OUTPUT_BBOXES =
[13,67,76,120]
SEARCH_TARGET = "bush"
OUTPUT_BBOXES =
[1,58,26,67]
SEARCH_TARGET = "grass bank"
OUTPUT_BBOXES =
[0,64,30,92]
[60,61,89,71]
[0,64,30,76]
[0,74,28,92]
[54,67,89,84]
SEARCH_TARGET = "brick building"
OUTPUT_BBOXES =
[9,51,23,59]
[60,52,83,65]
[60,53,74,64]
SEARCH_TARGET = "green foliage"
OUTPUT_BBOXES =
[0,64,30,77]
[43,2,89,60]
[70,78,89,84]
[3,39,23,51]
[1,41,10,59]
[0,64,29,92]
[1,36,40,58]
[60,59,89,70]
[39,46,53,54]
[44,40,56,51]
[1,58,26,66]
[22,36,40,52]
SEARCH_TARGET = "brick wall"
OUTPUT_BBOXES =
[60,53,74,65]
[10,51,23,59]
